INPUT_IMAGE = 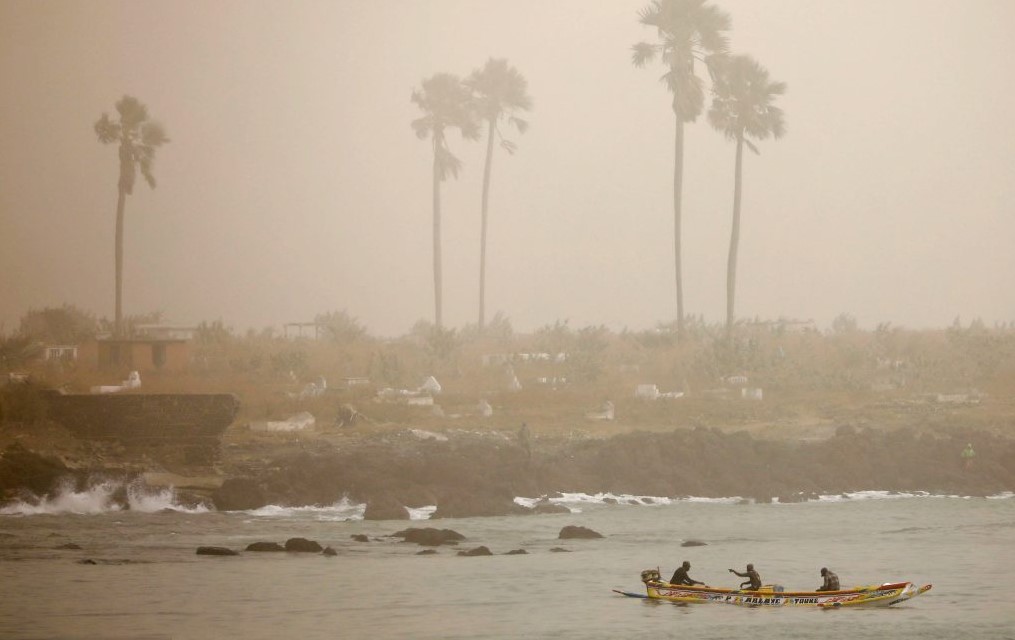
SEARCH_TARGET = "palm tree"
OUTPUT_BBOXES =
[411,74,479,329]
[707,54,785,336]
[632,0,730,340]
[465,58,532,332]
[94,95,169,337]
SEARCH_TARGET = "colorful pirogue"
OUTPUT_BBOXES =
[615,569,932,608]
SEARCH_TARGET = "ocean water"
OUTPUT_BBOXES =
[1,486,1013,640]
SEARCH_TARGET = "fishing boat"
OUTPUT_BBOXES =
[614,569,932,608]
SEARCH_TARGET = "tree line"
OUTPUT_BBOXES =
[92,0,783,341]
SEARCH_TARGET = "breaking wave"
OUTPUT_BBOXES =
[515,490,1014,512]
[0,478,209,516]
[244,497,366,521]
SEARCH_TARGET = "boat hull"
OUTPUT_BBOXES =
[642,581,931,607]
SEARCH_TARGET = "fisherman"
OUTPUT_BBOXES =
[518,422,532,463]
[729,563,762,591]
[816,567,840,591]
[961,443,976,469]
[669,561,704,586]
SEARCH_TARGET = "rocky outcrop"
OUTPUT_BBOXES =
[559,525,603,539]
[284,537,323,552]
[246,541,284,552]
[0,443,72,497]
[363,496,409,521]
[322,546,337,556]
[682,540,707,547]
[457,546,493,557]
[212,478,266,511]
[392,527,465,546]
[196,546,238,556]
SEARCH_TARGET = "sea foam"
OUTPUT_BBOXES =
[0,478,208,516]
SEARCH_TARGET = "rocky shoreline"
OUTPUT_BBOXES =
[3,423,1013,518]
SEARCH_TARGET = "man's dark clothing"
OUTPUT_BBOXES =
[669,566,703,586]
[817,571,840,592]
[732,569,762,590]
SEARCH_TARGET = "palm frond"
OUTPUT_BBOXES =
[508,116,529,134]
[115,95,149,132]
[744,138,760,155]
[141,121,169,147]
[94,113,120,144]
[631,42,657,67]
[139,156,157,189]
[500,139,517,155]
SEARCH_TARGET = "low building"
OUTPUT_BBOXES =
[79,337,190,373]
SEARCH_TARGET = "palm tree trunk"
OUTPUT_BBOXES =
[725,135,744,340]
[114,186,126,338]
[432,147,443,329]
[673,116,686,340]
[478,119,496,332]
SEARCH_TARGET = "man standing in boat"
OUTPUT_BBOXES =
[816,567,840,591]
[729,564,762,590]
[669,561,705,586]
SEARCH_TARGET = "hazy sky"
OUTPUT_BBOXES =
[2,0,1013,337]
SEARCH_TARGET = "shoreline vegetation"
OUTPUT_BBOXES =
[2,314,1015,517]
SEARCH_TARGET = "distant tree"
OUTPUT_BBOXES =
[94,95,169,337]
[19,305,97,344]
[411,74,480,328]
[195,320,234,345]
[707,55,785,337]
[464,59,532,331]
[831,313,858,334]
[314,310,368,343]
[98,309,164,337]
[633,0,730,340]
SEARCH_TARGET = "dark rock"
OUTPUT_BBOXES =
[549,547,571,553]
[416,549,438,555]
[350,534,369,543]
[56,542,82,550]
[505,549,528,555]
[78,558,98,565]
[196,546,239,556]
[363,495,409,521]
[211,478,266,511]
[457,546,493,557]
[284,537,323,553]
[322,546,337,556]
[681,540,707,547]
[530,501,570,515]
[391,527,465,547]
[431,491,528,519]
[245,541,284,552]
[558,525,603,539]
[0,443,72,497]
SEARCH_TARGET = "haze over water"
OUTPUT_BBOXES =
[2,492,1013,639]
[2,1,1014,335]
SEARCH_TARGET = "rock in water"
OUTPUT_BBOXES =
[246,541,284,552]
[391,527,465,546]
[196,546,239,556]
[284,537,323,552]
[681,540,707,547]
[558,525,603,539]
[322,546,337,556]
[457,546,493,557]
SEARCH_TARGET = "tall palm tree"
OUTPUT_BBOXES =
[411,74,479,329]
[632,0,730,340]
[94,95,169,337]
[465,58,532,332]
[707,54,785,336]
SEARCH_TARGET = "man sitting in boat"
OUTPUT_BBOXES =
[729,564,762,590]
[669,561,705,586]
[816,567,840,591]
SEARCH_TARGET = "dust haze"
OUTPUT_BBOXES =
[2,0,1014,336]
